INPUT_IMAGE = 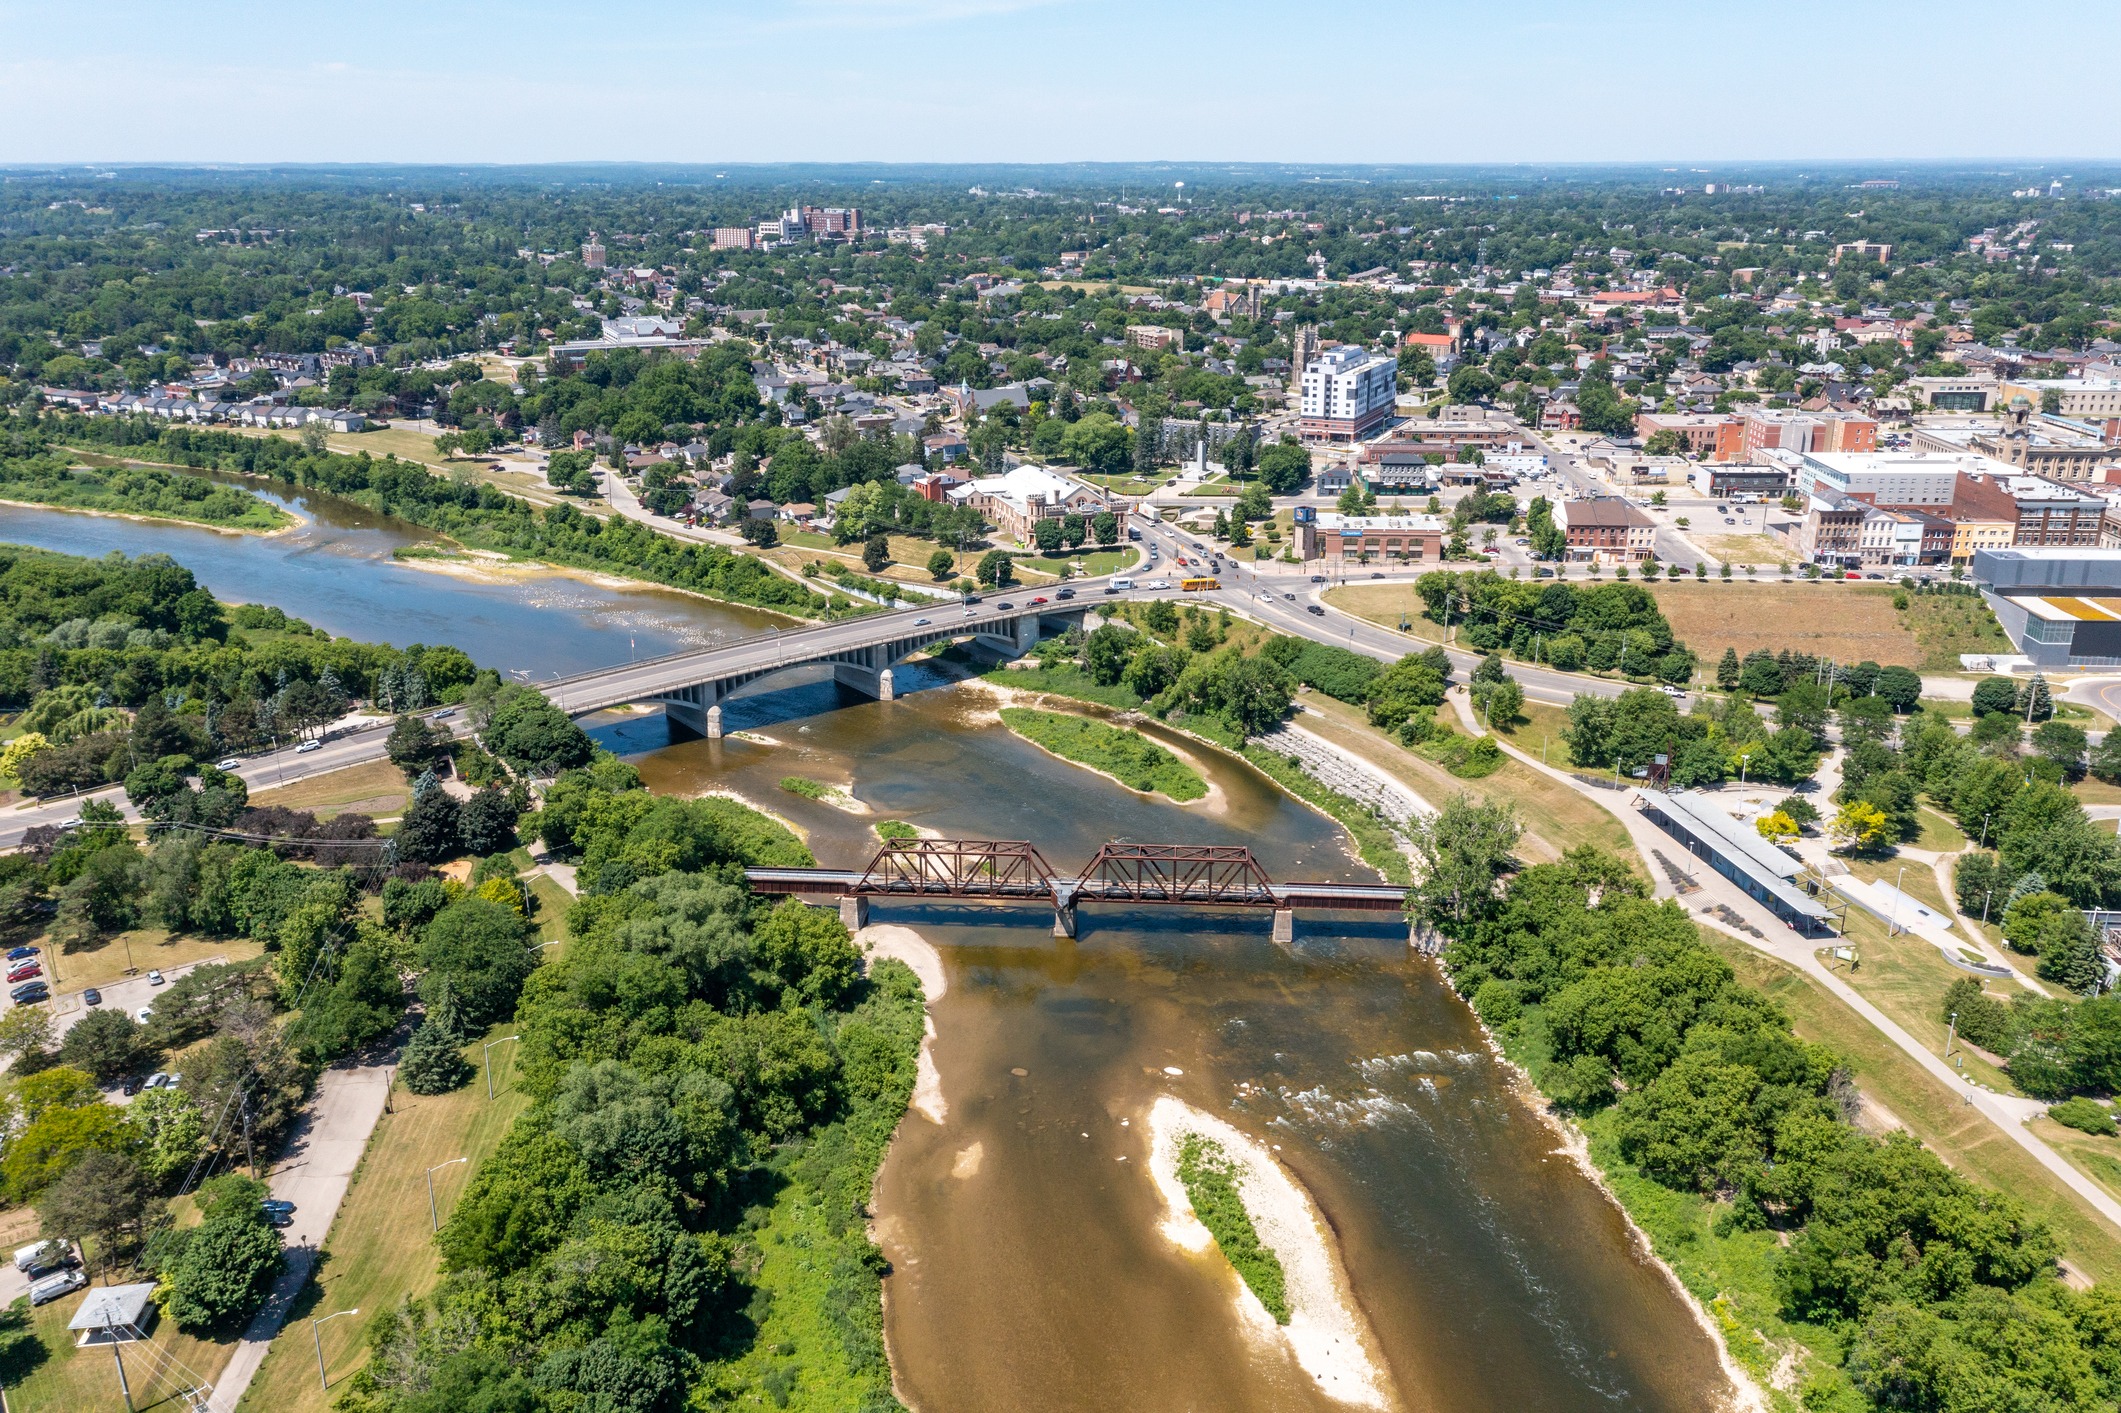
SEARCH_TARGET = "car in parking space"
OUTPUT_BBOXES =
[5,946,36,962]
[135,1007,153,1024]
[912,617,931,626]
[215,758,240,771]
[10,982,48,1005]
[146,969,164,986]
[82,988,102,1006]
[297,739,323,754]
[6,964,40,984]
[121,1075,142,1094]
[144,1072,177,1090]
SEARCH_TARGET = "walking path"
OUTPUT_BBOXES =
[207,1062,395,1412]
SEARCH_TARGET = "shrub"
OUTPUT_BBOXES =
[2049,1098,2116,1137]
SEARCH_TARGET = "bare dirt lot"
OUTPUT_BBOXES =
[1643,582,2007,671]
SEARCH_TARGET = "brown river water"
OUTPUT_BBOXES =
[623,662,1736,1413]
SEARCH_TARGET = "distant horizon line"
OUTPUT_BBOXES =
[2,158,2116,175]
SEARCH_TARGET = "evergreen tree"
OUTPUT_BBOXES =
[2019,674,2053,722]
[398,1013,473,1095]
[1716,648,1741,691]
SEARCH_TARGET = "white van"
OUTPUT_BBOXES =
[14,1238,74,1276]
[1111,577,1136,591]
[29,1268,86,1306]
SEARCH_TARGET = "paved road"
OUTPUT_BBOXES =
[208,1062,394,1413]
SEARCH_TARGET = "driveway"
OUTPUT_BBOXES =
[208,1061,394,1412]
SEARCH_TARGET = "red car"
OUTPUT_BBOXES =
[6,964,40,984]
[1028,596,1049,605]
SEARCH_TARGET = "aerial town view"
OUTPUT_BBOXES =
[2,4,2121,1411]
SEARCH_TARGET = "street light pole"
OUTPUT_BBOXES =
[426,1157,468,1232]
[313,1307,361,1392]
[483,1035,521,1100]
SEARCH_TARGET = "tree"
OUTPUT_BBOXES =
[2033,720,2089,781]
[1874,665,1922,713]
[1832,800,1891,853]
[1971,676,2021,717]
[0,1006,54,1068]
[56,1010,154,1085]
[975,550,1015,587]
[2019,674,2054,722]
[385,715,449,774]
[1406,795,1522,929]
[1032,517,1064,554]
[1255,440,1311,494]
[161,1176,283,1333]
[399,1008,475,1095]
[862,533,890,573]
[2094,729,2121,786]
[483,686,592,773]
[1092,510,1119,546]
[1,1094,131,1202]
[37,1150,155,1277]
[418,897,537,1027]
[1716,648,1741,691]
[394,786,463,864]
[460,788,521,857]
[1082,625,1135,686]
[926,548,955,581]
[1756,811,1800,843]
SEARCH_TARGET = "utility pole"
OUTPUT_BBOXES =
[1945,1010,1958,1060]
[113,1339,134,1413]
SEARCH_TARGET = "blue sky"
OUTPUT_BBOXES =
[3,0,2116,165]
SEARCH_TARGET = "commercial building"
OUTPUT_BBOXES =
[1992,473,2107,547]
[1296,512,1446,565]
[1636,412,1744,461]
[1741,410,1877,459]
[1830,241,1893,265]
[1932,473,2019,566]
[1911,408,2121,483]
[1299,346,1398,443]
[710,227,756,250]
[1686,462,1793,500]
[1908,374,1999,412]
[1127,325,1184,353]
[1635,790,1836,934]
[1972,548,2121,668]
[1554,498,1655,564]
[1793,450,1984,507]
[1793,489,1868,568]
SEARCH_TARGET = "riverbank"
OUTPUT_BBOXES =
[390,544,815,625]
[859,923,948,1124]
[1145,1095,1392,1410]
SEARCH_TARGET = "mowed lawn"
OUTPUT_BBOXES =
[247,759,410,820]
[236,1023,534,1413]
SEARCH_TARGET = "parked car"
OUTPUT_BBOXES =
[82,988,101,1006]
[7,964,40,984]
[147,969,164,986]
[120,1076,142,1095]
[143,1072,177,1090]
[9,982,48,1004]
[262,1199,295,1215]
[7,945,39,961]
[29,1269,86,1306]
[297,739,323,754]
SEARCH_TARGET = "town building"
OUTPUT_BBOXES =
[1991,473,2107,548]
[1295,512,1446,565]
[1686,462,1793,500]
[1400,330,1458,374]
[1636,790,1836,934]
[945,465,1110,546]
[1910,404,2121,482]
[1792,450,1980,507]
[1126,325,1184,353]
[1908,374,1999,412]
[1299,346,1398,443]
[1998,378,2121,421]
[1830,241,1892,265]
[1931,473,2019,566]
[1553,498,1656,565]
[711,227,755,250]
[582,235,606,269]
[1740,410,1877,459]
[1972,548,2121,668]
[1635,412,1744,461]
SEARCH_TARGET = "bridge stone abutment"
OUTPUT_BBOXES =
[660,681,724,740]
[831,644,897,701]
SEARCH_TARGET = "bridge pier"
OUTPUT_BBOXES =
[832,646,897,701]
[1272,909,1294,945]
[661,681,724,740]
[1052,901,1077,938]
[839,895,869,932]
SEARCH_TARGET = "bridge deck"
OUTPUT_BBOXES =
[743,868,1405,912]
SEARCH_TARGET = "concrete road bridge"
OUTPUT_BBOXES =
[746,838,1410,943]
[542,593,1096,738]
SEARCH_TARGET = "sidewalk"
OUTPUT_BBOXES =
[208,1063,394,1412]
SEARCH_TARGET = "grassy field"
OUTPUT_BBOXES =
[1705,932,2121,1282]
[247,759,409,819]
[998,706,1207,801]
[11,1293,240,1412]
[1692,532,1795,567]
[1316,585,1447,644]
[1827,906,2016,1092]
[2029,1116,2121,1211]
[236,1022,533,1413]
[1644,582,1926,668]
[48,930,263,994]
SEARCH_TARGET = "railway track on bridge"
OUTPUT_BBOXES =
[746,838,1410,944]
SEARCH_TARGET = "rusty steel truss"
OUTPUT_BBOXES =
[1074,842,1279,906]
[858,838,1059,900]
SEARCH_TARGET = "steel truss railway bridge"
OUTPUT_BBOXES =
[746,838,1410,943]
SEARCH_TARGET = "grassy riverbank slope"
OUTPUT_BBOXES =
[998,706,1207,801]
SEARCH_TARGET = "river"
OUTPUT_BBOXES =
[4,494,1736,1411]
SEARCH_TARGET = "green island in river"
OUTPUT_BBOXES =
[998,705,1208,802]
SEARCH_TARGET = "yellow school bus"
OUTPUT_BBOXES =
[1180,576,1220,591]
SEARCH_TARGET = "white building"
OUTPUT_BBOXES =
[1793,450,2007,508]
[945,465,1109,546]
[1298,346,1397,443]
